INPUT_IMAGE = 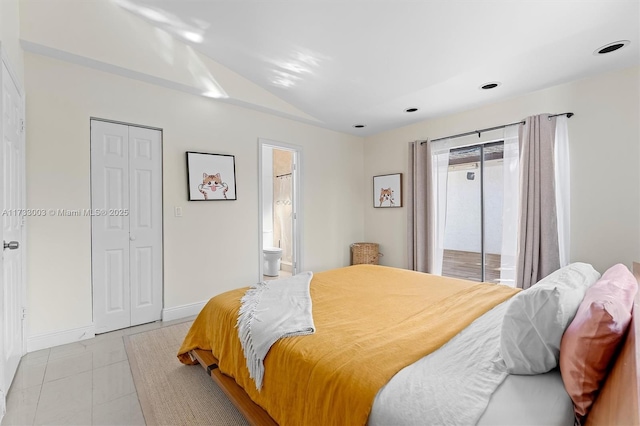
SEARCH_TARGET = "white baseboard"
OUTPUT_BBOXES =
[25,302,207,352]
[27,324,95,353]
[162,300,207,322]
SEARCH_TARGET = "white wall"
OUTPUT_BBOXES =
[24,52,365,337]
[19,0,318,126]
[444,161,503,254]
[483,162,503,255]
[364,65,640,274]
[444,166,481,253]
[0,0,24,82]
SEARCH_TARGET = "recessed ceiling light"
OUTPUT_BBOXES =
[594,40,630,55]
[480,82,501,90]
[353,124,366,128]
[404,107,419,113]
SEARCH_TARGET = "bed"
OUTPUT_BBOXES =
[178,262,640,426]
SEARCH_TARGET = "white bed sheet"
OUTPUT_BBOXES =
[478,369,574,426]
[369,299,574,425]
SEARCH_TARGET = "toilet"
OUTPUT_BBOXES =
[263,247,283,277]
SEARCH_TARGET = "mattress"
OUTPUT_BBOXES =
[478,370,574,426]
[179,265,519,425]
[370,298,574,425]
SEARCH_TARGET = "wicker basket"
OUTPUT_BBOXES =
[350,242,381,265]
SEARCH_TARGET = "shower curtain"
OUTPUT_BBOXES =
[275,175,293,264]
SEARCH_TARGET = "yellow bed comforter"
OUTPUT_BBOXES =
[178,265,519,426]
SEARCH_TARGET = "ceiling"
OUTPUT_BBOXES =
[114,0,639,136]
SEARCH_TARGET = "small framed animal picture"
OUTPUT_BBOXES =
[186,151,237,201]
[373,173,402,208]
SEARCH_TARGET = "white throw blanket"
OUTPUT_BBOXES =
[236,271,315,391]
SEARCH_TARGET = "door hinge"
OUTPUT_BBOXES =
[20,119,25,134]
[21,307,27,320]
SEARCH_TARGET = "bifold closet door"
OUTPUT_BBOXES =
[128,125,163,327]
[91,120,162,334]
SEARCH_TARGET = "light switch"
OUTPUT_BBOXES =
[175,206,183,217]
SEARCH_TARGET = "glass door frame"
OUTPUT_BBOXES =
[445,140,504,283]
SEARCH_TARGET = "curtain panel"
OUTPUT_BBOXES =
[407,139,450,274]
[430,141,451,276]
[499,125,521,286]
[516,114,561,289]
[554,115,571,267]
[407,140,431,272]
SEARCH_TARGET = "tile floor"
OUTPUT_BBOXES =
[2,317,195,426]
[263,270,292,281]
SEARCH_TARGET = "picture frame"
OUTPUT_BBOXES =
[186,151,237,201]
[373,173,402,208]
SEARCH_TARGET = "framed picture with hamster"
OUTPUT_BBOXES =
[373,173,402,208]
[186,152,237,201]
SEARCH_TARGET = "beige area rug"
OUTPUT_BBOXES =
[124,322,249,426]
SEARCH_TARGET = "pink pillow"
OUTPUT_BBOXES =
[559,263,638,420]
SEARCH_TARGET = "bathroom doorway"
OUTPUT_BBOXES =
[258,139,302,281]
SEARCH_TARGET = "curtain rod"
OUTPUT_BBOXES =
[420,112,574,145]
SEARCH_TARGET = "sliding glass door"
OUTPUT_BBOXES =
[442,142,504,283]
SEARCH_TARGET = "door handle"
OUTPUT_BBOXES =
[129,236,136,241]
[3,241,19,250]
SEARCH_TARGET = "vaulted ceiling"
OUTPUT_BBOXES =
[110,0,640,135]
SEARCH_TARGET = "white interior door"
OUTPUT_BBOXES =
[259,139,303,278]
[291,153,298,275]
[1,61,25,394]
[91,121,131,334]
[91,120,162,334]
[128,126,162,326]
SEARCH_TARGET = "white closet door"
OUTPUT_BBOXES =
[91,120,163,334]
[128,126,162,326]
[91,121,131,334]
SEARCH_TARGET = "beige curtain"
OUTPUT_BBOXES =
[516,114,561,289]
[407,140,433,272]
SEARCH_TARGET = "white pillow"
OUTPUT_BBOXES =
[500,263,601,375]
